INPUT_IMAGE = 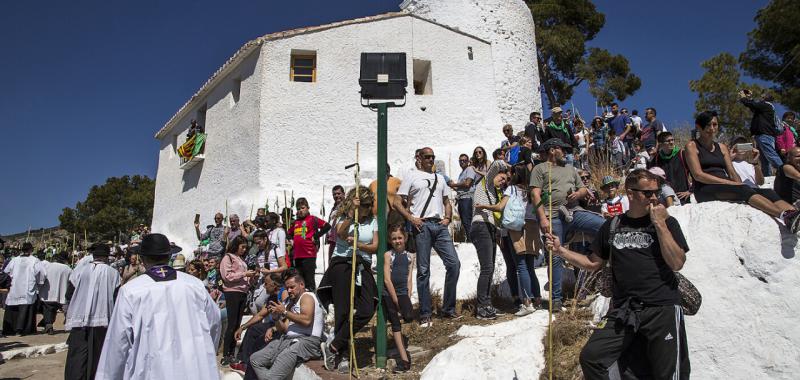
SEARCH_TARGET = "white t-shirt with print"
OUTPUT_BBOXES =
[398,170,450,219]
[732,160,758,188]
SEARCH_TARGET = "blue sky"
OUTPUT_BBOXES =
[0,0,770,235]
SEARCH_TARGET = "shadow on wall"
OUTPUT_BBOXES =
[183,161,203,192]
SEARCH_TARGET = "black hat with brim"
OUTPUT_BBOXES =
[539,138,572,153]
[134,233,181,256]
[89,243,111,257]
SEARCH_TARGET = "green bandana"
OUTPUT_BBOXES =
[548,120,569,135]
[659,146,680,160]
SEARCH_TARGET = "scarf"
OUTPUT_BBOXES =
[548,120,569,135]
[659,146,680,161]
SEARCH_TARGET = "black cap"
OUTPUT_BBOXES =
[89,243,111,256]
[539,138,572,153]
[135,233,180,256]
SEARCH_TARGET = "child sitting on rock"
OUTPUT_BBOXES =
[600,176,629,219]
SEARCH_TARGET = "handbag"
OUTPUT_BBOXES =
[481,178,503,225]
[597,215,702,316]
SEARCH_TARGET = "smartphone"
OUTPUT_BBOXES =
[735,143,753,152]
[194,214,201,224]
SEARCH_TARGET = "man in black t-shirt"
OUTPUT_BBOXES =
[545,169,691,380]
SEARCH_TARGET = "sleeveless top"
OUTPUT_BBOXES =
[390,251,412,296]
[695,141,729,182]
[774,165,800,203]
[286,292,324,338]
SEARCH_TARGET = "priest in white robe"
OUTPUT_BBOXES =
[2,242,45,335]
[96,233,222,380]
[39,252,73,334]
[64,243,120,380]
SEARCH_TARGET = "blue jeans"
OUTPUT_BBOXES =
[549,210,605,301]
[516,254,541,301]
[414,221,461,317]
[457,198,474,240]
[754,134,784,176]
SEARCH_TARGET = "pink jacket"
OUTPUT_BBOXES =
[776,124,795,154]
[220,253,249,293]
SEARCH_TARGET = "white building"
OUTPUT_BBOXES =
[152,1,542,253]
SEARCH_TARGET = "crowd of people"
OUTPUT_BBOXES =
[2,91,800,379]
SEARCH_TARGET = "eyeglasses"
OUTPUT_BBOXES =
[422,154,436,160]
[629,188,661,198]
[580,176,591,180]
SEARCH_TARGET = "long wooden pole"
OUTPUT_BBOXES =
[349,142,360,379]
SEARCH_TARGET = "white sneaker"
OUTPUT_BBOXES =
[514,304,536,317]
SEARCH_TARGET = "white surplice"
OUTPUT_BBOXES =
[3,255,45,306]
[65,261,120,330]
[39,261,72,304]
[95,271,222,380]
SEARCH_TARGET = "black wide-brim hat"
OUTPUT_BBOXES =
[134,233,182,256]
[89,243,111,256]
[539,138,572,153]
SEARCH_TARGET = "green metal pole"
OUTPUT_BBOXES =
[375,102,388,368]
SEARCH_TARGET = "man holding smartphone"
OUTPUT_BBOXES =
[730,136,764,188]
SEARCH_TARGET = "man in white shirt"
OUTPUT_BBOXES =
[39,252,72,334]
[250,271,324,380]
[95,233,221,380]
[2,242,44,336]
[64,243,120,380]
[730,136,764,188]
[396,147,461,327]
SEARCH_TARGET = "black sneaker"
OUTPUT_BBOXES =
[476,306,497,320]
[394,359,411,373]
[783,210,800,234]
[551,300,564,313]
[320,341,336,371]
[419,316,433,328]
[439,311,463,320]
[487,306,506,317]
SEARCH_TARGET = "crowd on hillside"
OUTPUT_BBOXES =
[2,90,799,379]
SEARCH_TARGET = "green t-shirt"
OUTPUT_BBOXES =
[529,162,584,218]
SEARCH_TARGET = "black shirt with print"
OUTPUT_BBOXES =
[594,214,690,308]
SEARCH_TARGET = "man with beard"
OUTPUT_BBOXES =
[530,139,604,311]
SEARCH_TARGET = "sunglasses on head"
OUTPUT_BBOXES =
[629,188,661,198]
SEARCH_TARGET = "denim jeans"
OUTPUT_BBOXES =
[754,134,784,176]
[471,222,496,308]
[457,198,474,240]
[414,220,461,317]
[498,234,519,300]
[515,254,541,301]
[549,210,605,301]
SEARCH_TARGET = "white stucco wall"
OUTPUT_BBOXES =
[152,14,507,254]
[152,51,263,252]
[401,0,543,126]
